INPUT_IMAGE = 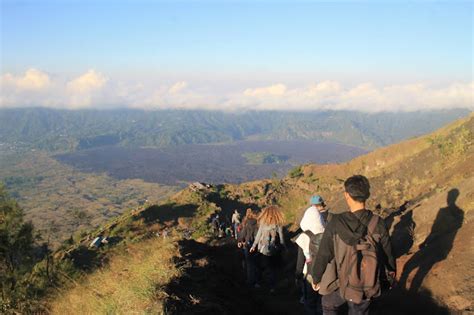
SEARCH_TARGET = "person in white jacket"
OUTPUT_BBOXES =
[231,209,241,239]
[295,195,328,314]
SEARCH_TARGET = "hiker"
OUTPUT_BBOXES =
[225,225,233,237]
[238,208,261,287]
[250,205,286,293]
[310,175,396,315]
[232,209,241,240]
[211,214,220,235]
[294,195,329,314]
[218,221,226,238]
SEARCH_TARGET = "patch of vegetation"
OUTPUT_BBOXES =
[288,166,304,178]
[242,152,289,165]
[50,238,179,314]
[427,126,472,158]
[3,176,45,190]
[191,202,221,239]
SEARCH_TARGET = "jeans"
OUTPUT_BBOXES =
[234,223,239,239]
[322,290,370,315]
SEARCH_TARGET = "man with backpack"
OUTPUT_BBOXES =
[295,195,330,314]
[310,175,396,315]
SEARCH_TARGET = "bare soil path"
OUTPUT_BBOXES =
[164,237,303,314]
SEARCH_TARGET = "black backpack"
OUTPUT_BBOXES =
[303,230,324,270]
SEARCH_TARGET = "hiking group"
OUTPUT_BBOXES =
[231,175,396,315]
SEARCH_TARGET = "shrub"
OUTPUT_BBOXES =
[289,166,303,178]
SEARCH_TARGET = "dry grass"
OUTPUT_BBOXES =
[50,237,179,315]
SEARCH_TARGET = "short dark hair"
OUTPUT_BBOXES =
[344,175,370,202]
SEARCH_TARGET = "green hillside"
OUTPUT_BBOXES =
[0,108,469,152]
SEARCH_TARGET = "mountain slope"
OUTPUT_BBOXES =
[0,108,469,152]
[221,113,473,312]
[42,113,473,314]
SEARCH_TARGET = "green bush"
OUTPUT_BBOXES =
[289,166,303,178]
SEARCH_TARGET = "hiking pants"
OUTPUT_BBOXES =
[322,290,370,315]
[243,247,259,286]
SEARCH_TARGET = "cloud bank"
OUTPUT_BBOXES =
[1,68,472,112]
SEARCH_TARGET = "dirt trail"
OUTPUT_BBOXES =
[163,236,456,315]
[162,190,459,314]
[164,237,303,314]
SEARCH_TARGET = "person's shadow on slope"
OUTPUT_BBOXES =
[390,209,416,259]
[399,188,464,293]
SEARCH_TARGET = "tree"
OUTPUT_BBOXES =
[0,184,35,310]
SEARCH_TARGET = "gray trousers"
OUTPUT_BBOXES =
[322,290,370,315]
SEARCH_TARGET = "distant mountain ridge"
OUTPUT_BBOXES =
[0,108,469,152]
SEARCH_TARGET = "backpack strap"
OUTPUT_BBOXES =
[303,230,316,238]
[355,215,379,251]
[367,214,379,235]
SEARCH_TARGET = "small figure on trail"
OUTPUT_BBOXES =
[89,236,103,248]
[232,209,241,240]
[294,195,329,314]
[310,175,396,315]
[250,205,286,293]
[225,226,233,237]
[211,214,220,235]
[238,208,261,288]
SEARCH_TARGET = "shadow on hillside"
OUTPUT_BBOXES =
[373,189,465,313]
[373,287,451,315]
[206,187,261,221]
[385,201,410,232]
[383,201,419,259]
[390,209,416,259]
[69,245,101,271]
[137,203,198,224]
[399,188,464,293]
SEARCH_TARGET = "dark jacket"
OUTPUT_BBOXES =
[311,209,396,284]
[238,218,258,245]
[295,246,306,276]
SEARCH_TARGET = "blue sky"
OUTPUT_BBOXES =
[0,1,472,111]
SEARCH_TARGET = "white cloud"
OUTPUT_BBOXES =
[244,83,287,97]
[1,68,51,90]
[1,68,473,112]
[65,70,108,109]
[67,70,107,93]
[168,81,188,94]
[237,81,474,112]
